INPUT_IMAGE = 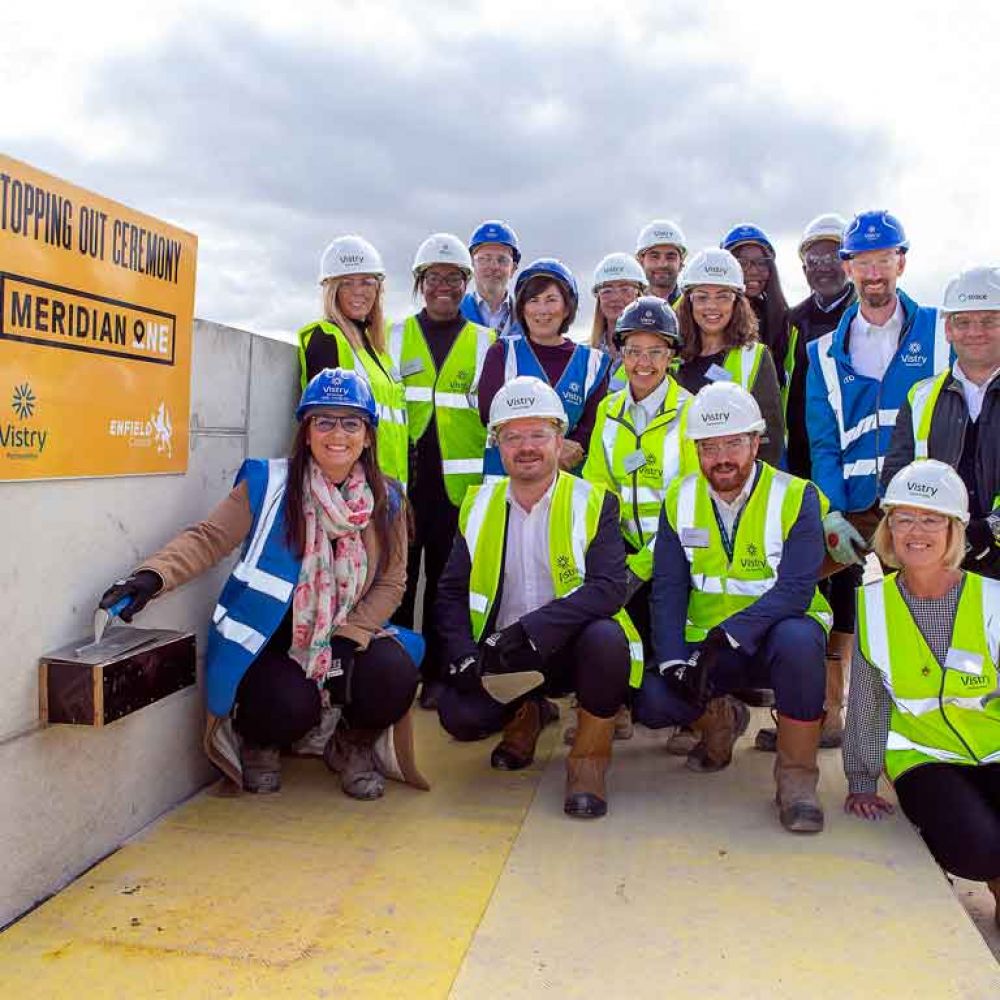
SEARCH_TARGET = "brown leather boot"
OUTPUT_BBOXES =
[820,630,852,748]
[491,698,558,770]
[775,715,824,833]
[565,702,632,744]
[564,707,615,818]
[988,878,1000,929]
[686,696,750,773]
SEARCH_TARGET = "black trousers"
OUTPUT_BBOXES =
[894,762,1000,881]
[437,618,631,741]
[233,636,419,747]
[394,481,460,682]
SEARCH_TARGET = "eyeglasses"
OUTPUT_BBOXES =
[848,252,900,275]
[474,253,514,268]
[423,272,466,290]
[497,427,558,448]
[690,290,737,307]
[889,512,950,532]
[339,276,380,290]
[598,285,640,298]
[311,414,365,434]
[803,252,841,269]
[621,346,671,361]
[696,436,751,458]
[734,254,772,274]
[948,313,1000,334]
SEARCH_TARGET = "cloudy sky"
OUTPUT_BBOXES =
[2,0,996,342]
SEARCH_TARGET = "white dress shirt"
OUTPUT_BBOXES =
[495,476,558,629]
[626,377,670,433]
[848,298,904,381]
[951,362,1000,422]
[708,464,759,543]
[473,290,515,336]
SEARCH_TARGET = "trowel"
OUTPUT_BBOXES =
[70,596,150,659]
[481,669,545,705]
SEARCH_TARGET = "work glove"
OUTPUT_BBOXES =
[966,512,1000,563]
[98,570,162,622]
[823,511,868,566]
[324,636,358,706]
[479,621,541,675]
[448,654,482,694]
[657,628,731,710]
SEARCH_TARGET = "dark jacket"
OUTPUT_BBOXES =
[434,490,626,666]
[882,368,1000,577]
[650,467,825,662]
[784,287,857,479]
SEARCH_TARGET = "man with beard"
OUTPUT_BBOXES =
[635,219,687,307]
[460,220,520,338]
[806,210,947,567]
[646,382,831,833]
[434,377,642,819]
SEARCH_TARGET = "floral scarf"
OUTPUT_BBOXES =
[289,459,373,683]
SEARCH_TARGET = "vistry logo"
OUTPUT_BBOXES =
[12,382,35,420]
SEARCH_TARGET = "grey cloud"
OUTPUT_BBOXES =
[10,10,897,333]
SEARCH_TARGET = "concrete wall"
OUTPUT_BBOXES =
[0,320,298,928]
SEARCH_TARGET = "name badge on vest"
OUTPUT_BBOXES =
[705,363,733,383]
[622,449,647,474]
[680,527,710,548]
[944,647,984,676]
[400,358,425,377]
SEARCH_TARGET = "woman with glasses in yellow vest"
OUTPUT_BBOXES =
[297,236,409,487]
[388,233,496,709]
[674,248,784,467]
[579,296,696,743]
[845,460,999,927]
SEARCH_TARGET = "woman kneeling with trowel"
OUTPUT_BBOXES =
[97,368,428,799]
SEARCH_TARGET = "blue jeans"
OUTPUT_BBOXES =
[634,616,826,728]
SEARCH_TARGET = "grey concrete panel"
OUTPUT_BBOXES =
[189,320,250,431]
[247,334,298,457]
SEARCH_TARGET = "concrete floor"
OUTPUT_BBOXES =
[0,707,997,999]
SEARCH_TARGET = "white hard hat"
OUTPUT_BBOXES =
[636,219,688,256]
[592,253,649,294]
[678,248,746,293]
[798,213,848,260]
[318,235,385,283]
[882,459,970,524]
[686,382,765,440]
[412,233,473,279]
[488,376,568,435]
[940,266,1000,314]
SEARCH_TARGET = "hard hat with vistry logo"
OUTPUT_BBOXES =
[488,376,568,435]
[686,382,765,440]
[839,210,909,260]
[882,459,970,523]
[614,296,681,348]
[318,235,385,283]
[469,220,521,265]
[678,248,746,293]
[721,223,775,256]
[296,367,378,426]
[412,233,473,278]
[636,219,688,256]
[940,266,1000,314]
[592,253,649,294]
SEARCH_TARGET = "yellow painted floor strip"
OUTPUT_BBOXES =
[0,710,558,999]
[451,720,1000,999]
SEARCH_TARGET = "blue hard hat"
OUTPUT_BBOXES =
[839,210,909,260]
[514,257,580,328]
[296,367,378,426]
[720,224,775,256]
[613,295,682,349]
[469,219,521,265]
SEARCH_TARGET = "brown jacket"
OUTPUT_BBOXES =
[138,480,406,650]
[137,479,428,792]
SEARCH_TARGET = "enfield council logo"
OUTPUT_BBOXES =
[2,381,48,459]
[108,401,174,457]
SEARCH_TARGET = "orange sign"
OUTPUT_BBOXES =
[0,155,196,480]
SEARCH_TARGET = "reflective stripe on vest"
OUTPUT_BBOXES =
[908,369,950,460]
[666,463,832,642]
[724,342,765,389]
[459,472,645,687]
[388,315,494,506]
[296,321,409,486]
[589,381,693,581]
[858,572,1000,781]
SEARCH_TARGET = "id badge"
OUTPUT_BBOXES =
[622,449,647,474]
[400,357,425,377]
[705,363,733,383]
[680,527,710,548]
[944,647,984,676]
